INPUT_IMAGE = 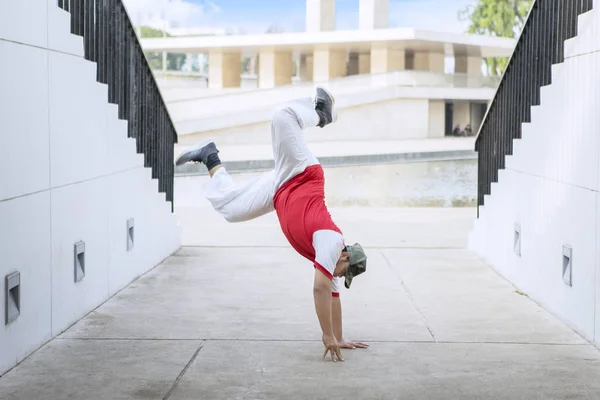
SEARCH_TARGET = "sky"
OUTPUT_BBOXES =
[123,0,473,35]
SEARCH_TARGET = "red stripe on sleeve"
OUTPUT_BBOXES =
[332,292,340,298]
[314,262,333,280]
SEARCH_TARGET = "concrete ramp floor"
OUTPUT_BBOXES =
[1,208,600,399]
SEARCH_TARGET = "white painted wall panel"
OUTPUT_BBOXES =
[565,10,597,58]
[47,6,84,57]
[0,0,48,47]
[0,192,52,375]
[108,167,180,295]
[516,173,539,295]
[549,53,600,191]
[108,169,144,295]
[141,178,180,266]
[486,169,519,287]
[49,52,108,187]
[0,42,50,201]
[50,178,110,336]
[534,181,597,341]
[596,193,600,345]
[106,106,144,174]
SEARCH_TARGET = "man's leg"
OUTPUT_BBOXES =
[175,140,275,223]
[270,87,337,190]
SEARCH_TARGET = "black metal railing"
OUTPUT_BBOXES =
[475,0,594,211]
[57,0,178,210]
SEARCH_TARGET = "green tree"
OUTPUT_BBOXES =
[459,0,533,75]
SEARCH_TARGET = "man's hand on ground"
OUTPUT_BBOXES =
[338,340,369,350]
[322,333,344,362]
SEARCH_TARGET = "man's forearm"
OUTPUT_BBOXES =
[313,285,333,335]
[332,296,343,341]
[313,271,334,335]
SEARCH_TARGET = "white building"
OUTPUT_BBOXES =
[140,0,515,147]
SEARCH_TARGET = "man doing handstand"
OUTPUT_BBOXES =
[175,87,368,362]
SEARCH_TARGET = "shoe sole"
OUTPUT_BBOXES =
[175,137,215,166]
[317,86,337,123]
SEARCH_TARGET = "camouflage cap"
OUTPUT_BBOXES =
[344,243,367,289]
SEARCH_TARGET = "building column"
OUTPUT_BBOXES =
[413,52,445,73]
[313,49,347,82]
[454,55,483,75]
[306,0,335,32]
[208,51,241,89]
[455,55,483,87]
[300,54,314,81]
[258,50,293,89]
[359,53,371,74]
[428,100,445,138]
[370,46,405,74]
[359,0,389,30]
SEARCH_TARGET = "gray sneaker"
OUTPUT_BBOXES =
[175,140,219,166]
[315,86,337,128]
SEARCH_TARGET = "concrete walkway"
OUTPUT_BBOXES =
[2,206,600,399]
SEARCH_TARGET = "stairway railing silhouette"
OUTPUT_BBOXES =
[57,0,178,210]
[475,0,594,214]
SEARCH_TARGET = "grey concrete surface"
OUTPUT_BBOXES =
[61,247,433,342]
[0,339,203,400]
[169,341,600,400]
[380,248,588,344]
[1,205,599,399]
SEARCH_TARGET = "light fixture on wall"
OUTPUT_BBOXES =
[562,245,572,287]
[74,241,85,283]
[127,218,135,251]
[5,271,20,325]
[514,223,521,256]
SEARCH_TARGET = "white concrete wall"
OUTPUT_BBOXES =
[0,0,181,374]
[468,6,600,345]
[176,98,431,147]
[166,70,498,139]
